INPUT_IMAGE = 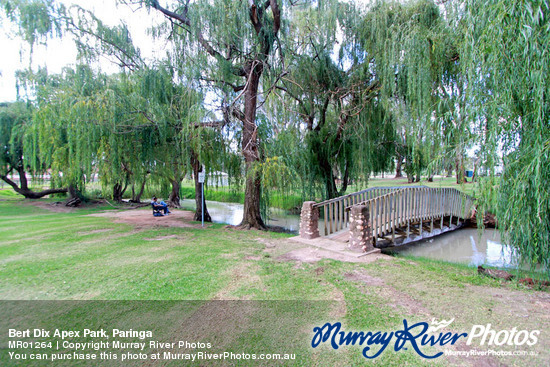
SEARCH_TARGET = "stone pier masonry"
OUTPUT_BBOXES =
[299,201,320,239]
[349,205,373,252]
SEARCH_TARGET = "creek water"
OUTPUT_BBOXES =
[180,199,515,268]
[180,199,302,232]
[384,228,516,268]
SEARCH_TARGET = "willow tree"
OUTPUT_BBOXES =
[122,66,182,207]
[462,0,550,275]
[129,0,283,229]
[1,1,89,200]
[0,101,68,198]
[2,2,214,216]
[0,0,65,61]
[68,5,220,217]
[360,0,462,183]
[22,66,108,200]
[92,73,153,203]
[134,65,209,209]
[272,0,392,200]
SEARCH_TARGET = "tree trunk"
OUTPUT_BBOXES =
[147,1,280,230]
[66,184,81,207]
[68,185,78,199]
[317,153,338,199]
[456,157,466,184]
[130,173,148,203]
[191,149,212,222]
[1,167,67,199]
[113,183,122,202]
[241,169,264,229]
[113,182,128,202]
[18,165,29,191]
[446,163,453,177]
[395,153,403,178]
[168,177,182,208]
[113,173,130,202]
[405,157,415,183]
[471,158,479,183]
[338,160,350,196]
[324,174,338,199]
[239,61,266,229]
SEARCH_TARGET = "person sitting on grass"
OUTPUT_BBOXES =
[151,197,171,215]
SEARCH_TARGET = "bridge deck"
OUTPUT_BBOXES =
[327,215,462,247]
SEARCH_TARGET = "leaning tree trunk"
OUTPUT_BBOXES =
[191,149,211,222]
[1,166,67,199]
[239,61,266,230]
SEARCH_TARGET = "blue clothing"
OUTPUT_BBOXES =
[152,200,170,214]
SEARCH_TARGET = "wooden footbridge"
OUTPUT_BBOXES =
[299,186,475,249]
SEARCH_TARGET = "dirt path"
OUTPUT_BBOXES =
[21,199,207,229]
[87,208,204,229]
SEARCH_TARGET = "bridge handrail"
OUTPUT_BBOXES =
[346,187,475,211]
[344,188,406,211]
[312,185,475,238]
[312,186,427,208]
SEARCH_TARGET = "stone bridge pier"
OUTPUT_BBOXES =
[300,200,374,253]
[299,201,319,239]
[348,205,373,252]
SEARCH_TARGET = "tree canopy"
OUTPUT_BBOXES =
[1,0,549,275]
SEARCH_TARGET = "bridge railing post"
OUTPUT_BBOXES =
[299,201,320,239]
[349,205,373,252]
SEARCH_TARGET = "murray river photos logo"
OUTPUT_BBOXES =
[311,318,540,359]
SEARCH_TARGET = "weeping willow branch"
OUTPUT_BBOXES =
[149,0,246,77]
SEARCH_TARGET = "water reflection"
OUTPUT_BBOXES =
[388,229,516,268]
[179,199,302,231]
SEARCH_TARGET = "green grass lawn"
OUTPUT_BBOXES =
[0,198,546,366]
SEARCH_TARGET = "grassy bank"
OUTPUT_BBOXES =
[0,198,548,366]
